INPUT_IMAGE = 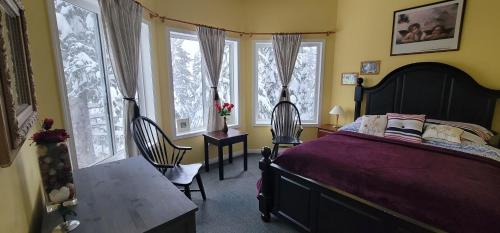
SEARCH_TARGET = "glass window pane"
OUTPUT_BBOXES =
[170,32,238,135]
[170,33,205,134]
[289,45,319,121]
[256,44,281,123]
[105,50,124,155]
[55,0,114,167]
[138,22,156,122]
[255,42,322,124]
[218,41,237,125]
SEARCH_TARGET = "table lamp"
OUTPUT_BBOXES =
[329,105,344,127]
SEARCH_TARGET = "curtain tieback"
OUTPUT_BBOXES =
[123,97,140,119]
[211,87,220,101]
[281,86,288,98]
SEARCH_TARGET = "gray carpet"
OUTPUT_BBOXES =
[187,153,299,233]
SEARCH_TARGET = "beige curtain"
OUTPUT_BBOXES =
[272,34,302,101]
[197,26,226,132]
[98,0,143,156]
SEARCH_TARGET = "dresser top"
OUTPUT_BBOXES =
[41,156,197,233]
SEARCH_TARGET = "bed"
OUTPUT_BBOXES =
[257,62,500,233]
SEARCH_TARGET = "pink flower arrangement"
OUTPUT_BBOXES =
[32,118,70,145]
[215,102,234,117]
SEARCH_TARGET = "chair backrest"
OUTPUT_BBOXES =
[270,101,302,138]
[132,116,185,167]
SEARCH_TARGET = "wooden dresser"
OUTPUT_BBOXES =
[41,156,198,233]
[317,124,339,138]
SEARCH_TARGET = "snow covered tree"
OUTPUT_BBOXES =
[256,43,321,123]
[55,0,119,167]
[171,38,204,129]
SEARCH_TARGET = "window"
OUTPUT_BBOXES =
[137,21,157,122]
[254,41,323,125]
[52,0,154,168]
[168,30,239,137]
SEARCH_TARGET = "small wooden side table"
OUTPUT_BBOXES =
[317,124,339,138]
[203,128,248,180]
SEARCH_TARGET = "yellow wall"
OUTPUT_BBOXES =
[5,0,500,232]
[332,0,500,132]
[144,0,337,163]
[0,0,65,232]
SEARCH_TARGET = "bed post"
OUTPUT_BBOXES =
[258,146,273,222]
[354,78,364,120]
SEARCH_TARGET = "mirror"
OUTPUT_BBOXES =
[0,0,37,167]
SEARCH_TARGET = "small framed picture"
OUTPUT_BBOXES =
[341,72,359,85]
[360,61,380,75]
[176,118,190,133]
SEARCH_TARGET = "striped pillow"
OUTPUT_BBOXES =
[384,113,426,143]
[425,119,494,141]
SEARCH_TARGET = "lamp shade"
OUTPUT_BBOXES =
[329,105,344,115]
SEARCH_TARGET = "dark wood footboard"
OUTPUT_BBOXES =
[258,146,443,233]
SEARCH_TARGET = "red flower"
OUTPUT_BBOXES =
[223,102,229,107]
[42,118,54,130]
[32,129,70,144]
[31,118,70,145]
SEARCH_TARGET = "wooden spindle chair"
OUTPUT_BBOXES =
[132,116,206,200]
[270,101,303,159]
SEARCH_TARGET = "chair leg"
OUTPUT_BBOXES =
[184,185,192,199]
[272,144,279,159]
[196,174,207,201]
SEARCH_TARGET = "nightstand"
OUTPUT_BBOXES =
[317,124,339,138]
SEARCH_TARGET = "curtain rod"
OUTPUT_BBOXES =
[135,1,335,37]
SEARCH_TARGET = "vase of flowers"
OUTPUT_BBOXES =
[33,118,80,231]
[216,102,234,134]
[32,118,76,211]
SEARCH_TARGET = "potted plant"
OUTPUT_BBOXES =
[215,102,234,134]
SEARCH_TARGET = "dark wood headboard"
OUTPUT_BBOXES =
[354,62,500,129]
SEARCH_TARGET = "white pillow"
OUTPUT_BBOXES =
[422,124,463,144]
[424,120,489,145]
[461,131,488,145]
[425,119,494,141]
[358,115,387,137]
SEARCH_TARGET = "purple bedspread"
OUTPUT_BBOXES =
[274,131,500,233]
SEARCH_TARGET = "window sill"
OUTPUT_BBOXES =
[173,124,240,140]
[253,123,319,128]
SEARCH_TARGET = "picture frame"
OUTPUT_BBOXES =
[360,61,380,75]
[0,0,38,167]
[341,73,359,85]
[391,0,466,56]
[176,118,190,133]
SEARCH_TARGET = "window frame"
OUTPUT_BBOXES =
[46,0,156,168]
[165,27,240,139]
[252,39,325,127]
[137,19,159,123]
[47,0,118,169]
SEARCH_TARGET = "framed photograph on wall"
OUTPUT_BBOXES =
[341,73,359,85]
[176,118,190,133]
[360,61,380,75]
[391,0,466,56]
